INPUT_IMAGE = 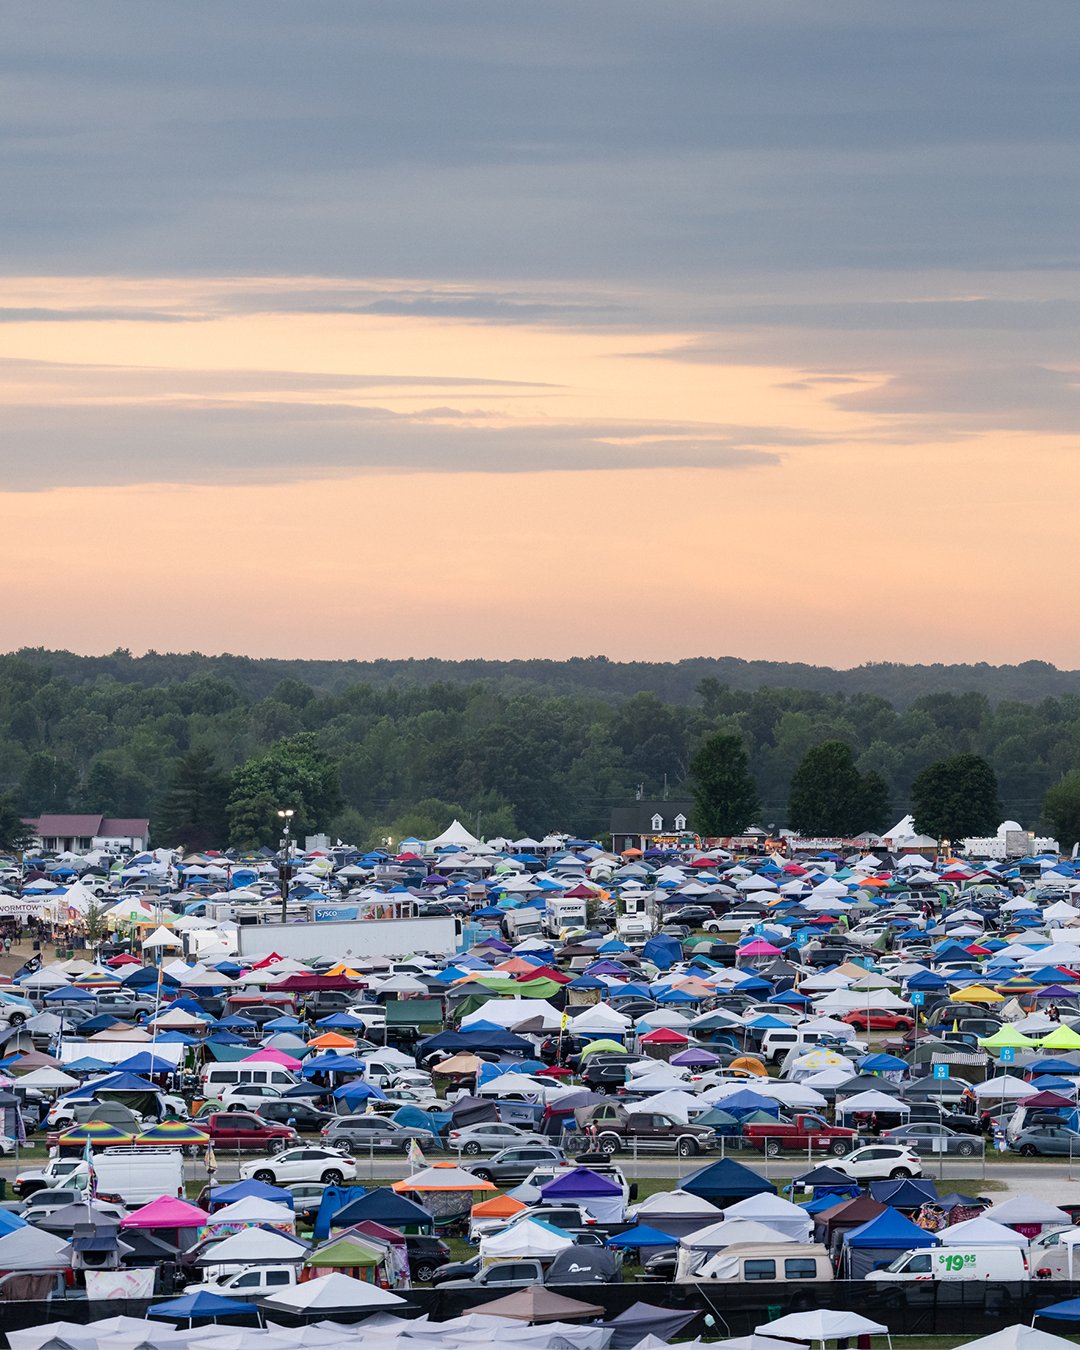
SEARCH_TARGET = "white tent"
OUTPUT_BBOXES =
[480,1219,574,1261]
[723,1194,814,1241]
[754,1311,889,1345]
[198,1226,308,1263]
[937,1216,1028,1248]
[958,1329,1078,1350]
[208,1196,297,1229]
[142,925,183,949]
[972,1076,1038,1101]
[261,1271,407,1312]
[834,1090,910,1120]
[571,1004,632,1032]
[985,1195,1072,1229]
[427,820,483,850]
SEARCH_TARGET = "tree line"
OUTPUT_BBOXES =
[2,650,1080,850]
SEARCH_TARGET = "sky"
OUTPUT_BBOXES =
[2,1,1079,667]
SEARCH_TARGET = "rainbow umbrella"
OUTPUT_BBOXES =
[59,1120,136,1147]
[136,1121,210,1146]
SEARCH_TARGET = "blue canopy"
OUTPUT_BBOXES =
[606,1224,677,1248]
[714,1089,780,1118]
[149,1291,258,1319]
[870,1178,938,1209]
[209,1178,293,1209]
[333,1080,387,1101]
[1034,1300,1080,1322]
[679,1158,775,1201]
[843,1206,938,1249]
[331,1187,432,1230]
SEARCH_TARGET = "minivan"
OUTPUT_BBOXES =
[684,1242,834,1283]
[866,1246,1027,1282]
[200,1065,299,1096]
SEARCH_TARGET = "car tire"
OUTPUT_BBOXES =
[598,1133,621,1156]
[765,1141,782,1158]
[472,1169,493,1183]
[829,1140,850,1156]
[8,1013,24,1027]
[413,1263,435,1283]
[1020,1144,1038,1157]
[253,1169,275,1183]
[462,1142,482,1156]
[888,1167,913,1179]
[321,1169,344,1185]
[677,1137,698,1158]
[957,1141,976,1157]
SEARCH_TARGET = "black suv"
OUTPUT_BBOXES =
[406,1234,452,1283]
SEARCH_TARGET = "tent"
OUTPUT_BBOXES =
[480,1219,574,1262]
[538,1167,625,1223]
[0,1226,71,1271]
[938,1215,1028,1247]
[678,1157,775,1203]
[261,1271,407,1314]
[841,1206,937,1279]
[985,1195,1073,1234]
[723,1193,814,1241]
[469,1286,605,1323]
[755,1310,890,1346]
[959,1330,1077,1350]
[148,1290,259,1324]
[605,1224,678,1251]
[331,1188,433,1232]
[603,1302,698,1349]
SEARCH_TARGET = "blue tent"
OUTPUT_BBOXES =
[209,1178,294,1209]
[303,1053,366,1075]
[642,936,683,971]
[331,1188,432,1231]
[149,1291,258,1321]
[333,1080,387,1101]
[713,1089,780,1119]
[114,1053,181,1075]
[842,1204,939,1279]
[679,1158,775,1202]
[606,1224,676,1249]
[859,1053,909,1073]
[870,1178,938,1209]
[1034,1300,1080,1323]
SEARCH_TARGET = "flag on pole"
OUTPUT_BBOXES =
[83,1137,97,1203]
[205,1141,217,1177]
[560,1011,570,1030]
[407,1137,426,1170]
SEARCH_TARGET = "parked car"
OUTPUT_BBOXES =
[1013,1125,1080,1157]
[201,1112,298,1151]
[447,1122,537,1155]
[406,1234,452,1283]
[321,1115,436,1154]
[218,1084,289,1110]
[903,1102,982,1136]
[829,1144,924,1181]
[431,1256,480,1287]
[470,1145,567,1185]
[438,1259,546,1289]
[840,1010,915,1032]
[881,1124,981,1157]
[183,1266,297,1299]
[257,1101,336,1133]
[240,1145,356,1186]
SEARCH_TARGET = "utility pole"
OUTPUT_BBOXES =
[277,808,295,925]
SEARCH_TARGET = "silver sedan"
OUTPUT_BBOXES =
[881,1123,981,1157]
[446,1122,538,1155]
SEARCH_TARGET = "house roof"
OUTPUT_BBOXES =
[610,800,694,833]
[27,815,149,838]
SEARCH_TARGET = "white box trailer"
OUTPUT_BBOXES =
[235,915,458,962]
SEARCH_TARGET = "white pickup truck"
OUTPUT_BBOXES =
[183,1266,298,1299]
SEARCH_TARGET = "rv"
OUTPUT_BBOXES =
[544,894,588,937]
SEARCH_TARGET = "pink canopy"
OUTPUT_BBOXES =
[120,1195,207,1229]
[243,1048,303,1070]
[739,939,782,955]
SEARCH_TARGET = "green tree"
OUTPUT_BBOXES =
[157,748,232,850]
[227,734,341,849]
[856,769,891,834]
[0,792,35,853]
[1043,771,1080,851]
[912,753,1001,841]
[788,741,867,836]
[18,751,77,813]
[689,732,760,836]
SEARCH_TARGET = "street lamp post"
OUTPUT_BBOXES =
[278,808,295,925]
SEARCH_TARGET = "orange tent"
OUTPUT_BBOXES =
[308,1032,357,1050]
[471,1194,528,1219]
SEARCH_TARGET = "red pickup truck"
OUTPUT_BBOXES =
[743,1114,858,1158]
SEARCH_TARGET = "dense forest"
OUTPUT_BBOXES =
[2,648,1079,848]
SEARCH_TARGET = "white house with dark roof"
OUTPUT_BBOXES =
[23,814,150,854]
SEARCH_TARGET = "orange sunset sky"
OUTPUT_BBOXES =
[3,4,1078,668]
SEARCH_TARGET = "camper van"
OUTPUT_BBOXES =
[200,1064,300,1097]
[865,1246,1027,1282]
[686,1242,834,1283]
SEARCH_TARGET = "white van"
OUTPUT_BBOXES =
[762,1027,861,1064]
[690,1243,834,1283]
[866,1246,1027,1282]
[200,1064,299,1096]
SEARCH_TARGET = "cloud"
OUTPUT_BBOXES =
[835,363,1080,431]
[0,307,200,323]
[0,399,788,490]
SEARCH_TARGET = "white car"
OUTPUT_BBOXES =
[238,1145,357,1187]
[218,1084,288,1111]
[830,1143,924,1181]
